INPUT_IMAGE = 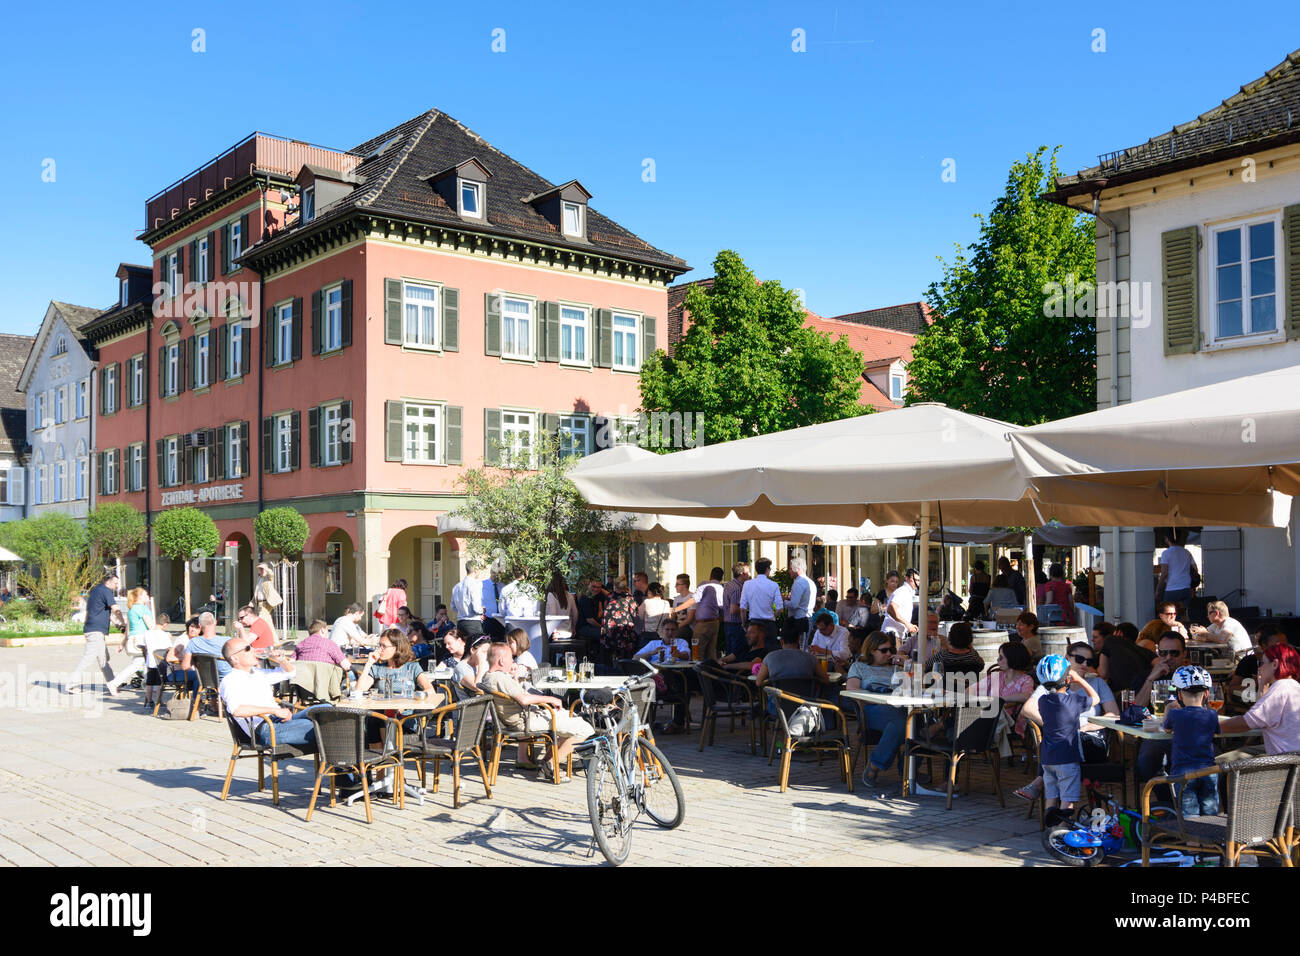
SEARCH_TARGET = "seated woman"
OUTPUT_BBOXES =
[925,621,985,677]
[984,574,1020,612]
[973,642,1035,754]
[506,627,539,680]
[1217,643,1300,757]
[355,628,439,743]
[1014,611,1042,658]
[846,631,908,785]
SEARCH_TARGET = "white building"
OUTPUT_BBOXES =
[1045,48,1300,626]
[17,301,103,520]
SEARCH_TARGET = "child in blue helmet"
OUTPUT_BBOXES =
[1162,665,1220,817]
[1036,654,1100,821]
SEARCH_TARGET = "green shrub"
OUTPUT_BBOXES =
[17,551,96,619]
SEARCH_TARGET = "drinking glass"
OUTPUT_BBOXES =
[1208,683,1224,712]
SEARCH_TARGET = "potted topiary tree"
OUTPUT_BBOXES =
[154,508,220,621]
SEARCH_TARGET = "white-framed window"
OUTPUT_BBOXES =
[302,186,315,223]
[229,221,243,262]
[275,414,293,473]
[75,379,88,419]
[34,392,46,429]
[0,467,23,506]
[120,279,130,307]
[562,201,583,237]
[459,179,482,218]
[228,322,243,378]
[613,416,641,446]
[226,424,242,478]
[128,445,143,493]
[197,236,209,283]
[277,303,293,366]
[54,387,66,425]
[560,305,589,364]
[191,443,209,484]
[402,282,439,349]
[169,253,180,293]
[103,365,118,413]
[103,450,118,495]
[76,456,88,499]
[501,410,535,465]
[1210,216,1280,346]
[166,343,180,395]
[323,284,343,353]
[195,332,210,388]
[53,461,66,502]
[35,466,46,504]
[130,356,144,406]
[889,370,905,402]
[558,414,591,458]
[612,311,640,370]
[403,402,442,464]
[322,403,344,466]
[501,296,533,360]
[165,438,180,487]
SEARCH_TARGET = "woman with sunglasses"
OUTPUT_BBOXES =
[846,630,908,785]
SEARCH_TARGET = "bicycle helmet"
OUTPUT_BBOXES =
[1036,654,1070,688]
[1172,665,1212,691]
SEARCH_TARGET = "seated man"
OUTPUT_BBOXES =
[716,622,772,674]
[1191,601,1252,657]
[293,619,349,671]
[182,611,232,679]
[330,603,369,648]
[235,604,276,650]
[755,628,828,690]
[219,637,326,748]
[809,611,853,671]
[479,644,593,781]
[635,618,690,733]
[633,617,690,663]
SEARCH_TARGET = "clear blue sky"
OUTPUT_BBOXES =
[3,1,1298,334]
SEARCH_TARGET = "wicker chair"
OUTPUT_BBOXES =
[485,691,569,784]
[190,654,224,721]
[151,648,197,719]
[903,704,1004,811]
[305,708,404,824]
[1141,752,1300,867]
[762,686,853,793]
[401,697,494,808]
[696,667,762,754]
[219,714,319,807]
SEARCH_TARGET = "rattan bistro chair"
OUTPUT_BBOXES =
[903,704,1004,811]
[696,667,762,754]
[402,697,494,808]
[305,708,404,824]
[1141,752,1300,867]
[219,714,319,807]
[191,655,224,721]
[763,686,853,794]
[152,648,198,719]
[486,691,570,785]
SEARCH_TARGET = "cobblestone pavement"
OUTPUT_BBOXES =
[0,645,1052,867]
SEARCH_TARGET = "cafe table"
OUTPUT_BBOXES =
[840,687,996,798]
[531,674,630,695]
[1090,714,1263,798]
[338,694,447,806]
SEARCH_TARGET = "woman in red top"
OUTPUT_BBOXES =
[1036,563,1076,626]
[377,579,408,628]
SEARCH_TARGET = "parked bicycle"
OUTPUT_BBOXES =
[573,676,684,865]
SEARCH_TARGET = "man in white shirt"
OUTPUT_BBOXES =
[218,637,322,747]
[1157,530,1198,605]
[501,573,540,618]
[1192,600,1252,656]
[809,611,852,670]
[330,603,368,647]
[886,569,919,638]
[450,562,486,638]
[784,557,816,647]
[740,557,782,649]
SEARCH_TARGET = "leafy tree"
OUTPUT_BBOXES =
[640,250,868,445]
[154,507,220,620]
[17,552,95,620]
[0,512,88,564]
[907,147,1097,425]
[255,507,310,558]
[87,503,147,579]
[452,435,630,657]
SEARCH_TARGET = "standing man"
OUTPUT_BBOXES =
[740,557,782,649]
[784,557,815,648]
[682,566,724,661]
[632,571,649,607]
[450,561,485,639]
[66,571,122,695]
[887,569,920,651]
[481,566,505,640]
[721,561,750,657]
[1156,529,1199,606]
[501,571,539,619]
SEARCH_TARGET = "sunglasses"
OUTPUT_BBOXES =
[234,644,253,655]
[1071,654,1094,665]
[1158,649,1182,657]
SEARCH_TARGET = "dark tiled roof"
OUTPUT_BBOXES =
[261,110,687,273]
[827,302,931,335]
[0,333,35,457]
[1049,48,1300,200]
[51,301,106,334]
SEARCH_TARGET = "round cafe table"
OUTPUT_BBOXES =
[338,694,446,806]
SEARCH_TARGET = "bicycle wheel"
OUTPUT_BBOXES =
[586,748,632,866]
[635,737,684,829]
[1042,826,1105,867]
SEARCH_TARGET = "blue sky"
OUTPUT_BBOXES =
[2,1,1298,334]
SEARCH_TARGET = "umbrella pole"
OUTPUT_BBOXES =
[917,502,931,673]
[1024,532,1037,615]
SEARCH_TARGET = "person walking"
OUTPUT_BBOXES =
[66,572,123,695]
[105,587,156,696]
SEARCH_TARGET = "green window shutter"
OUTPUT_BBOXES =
[221,223,231,275]
[445,405,462,464]
[543,301,560,362]
[100,373,108,415]
[113,363,121,412]
[241,324,251,376]
[1284,204,1300,341]
[385,278,403,345]
[240,213,250,253]
[308,406,320,467]
[264,307,275,367]
[385,400,404,462]
[214,325,225,382]
[155,439,164,487]
[291,297,303,362]
[311,289,322,355]
[340,400,353,463]
[1162,226,1201,356]
[596,308,613,367]
[240,421,250,477]
[157,346,166,398]
[189,241,198,283]
[442,287,459,351]
[262,417,273,473]
[207,334,217,385]
[642,314,657,362]
[542,412,560,437]
[179,338,189,393]
[96,452,104,496]
[341,279,353,348]
[289,410,301,470]
[484,407,502,465]
[484,293,501,356]
[214,431,225,481]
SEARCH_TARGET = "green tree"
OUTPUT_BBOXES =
[452,435,630,657]
[0,512,88,564]
[640,250,868,445]
[154,507,220,620]
[907,147,1097,425]
[254,507,310,558]
[87,503,147,579]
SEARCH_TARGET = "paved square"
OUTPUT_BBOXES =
[0,644,1052,866]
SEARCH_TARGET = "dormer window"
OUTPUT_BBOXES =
[302,186,316,223]
[120,279,130,307]
[562,201,583,237]
[889,368,906,402]
[459,180,483,219]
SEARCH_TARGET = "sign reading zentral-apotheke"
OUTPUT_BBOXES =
[160,483,244,507]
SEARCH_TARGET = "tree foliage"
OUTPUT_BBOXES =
[17,552,96,619]
[87,503,147,564]
[154,508,220,560]
[255,507,310,557]
[453,435,630,640]
[640,250,868,445]
[907,147,1097,425]
[0,512,88,564]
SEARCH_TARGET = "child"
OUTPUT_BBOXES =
[1162,665,1219,817]
[1035,655,1100,823]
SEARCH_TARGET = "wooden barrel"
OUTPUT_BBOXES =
[971,629,1007,672]
[1039,626,1087,662]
